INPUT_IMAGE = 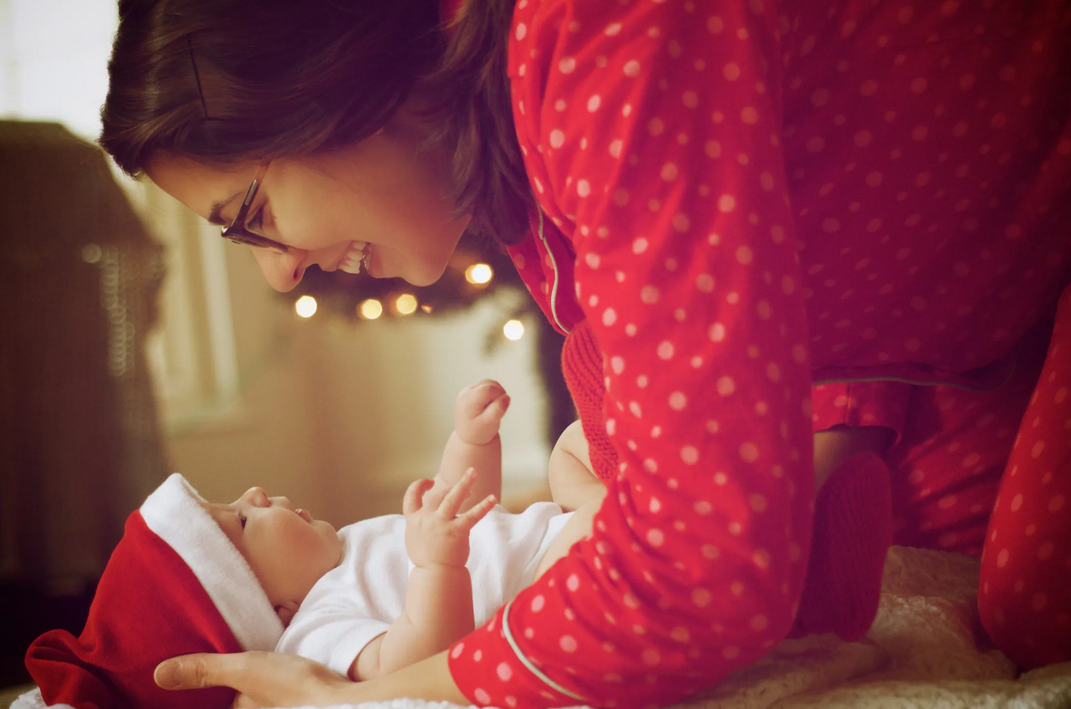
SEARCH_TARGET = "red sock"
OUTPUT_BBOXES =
[790,451,893,641]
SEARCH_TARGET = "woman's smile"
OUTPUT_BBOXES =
[337,241,370,275]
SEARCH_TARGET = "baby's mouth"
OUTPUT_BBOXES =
[338,241,370,275]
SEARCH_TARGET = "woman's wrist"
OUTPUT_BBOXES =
[334,649,467,705]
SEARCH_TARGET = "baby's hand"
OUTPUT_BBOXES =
[454,379,510,446]
[403,469,496,569]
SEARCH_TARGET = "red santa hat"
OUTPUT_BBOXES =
[25,473,284,709]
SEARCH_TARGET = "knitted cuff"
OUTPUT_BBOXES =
[560,319,619,483]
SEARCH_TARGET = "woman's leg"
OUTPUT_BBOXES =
[884,325,1052,557]
[978,284,1071,670]
[878,297,1068,669]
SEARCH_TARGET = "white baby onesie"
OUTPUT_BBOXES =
[276,501,573,676]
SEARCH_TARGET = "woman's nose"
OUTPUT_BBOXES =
[252,246,309,292]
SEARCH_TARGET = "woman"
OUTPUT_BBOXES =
[101,0,1071,706]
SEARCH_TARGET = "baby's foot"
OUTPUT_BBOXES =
[454,379,510,445]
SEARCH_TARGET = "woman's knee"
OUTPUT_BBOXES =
[979,554,1071,669]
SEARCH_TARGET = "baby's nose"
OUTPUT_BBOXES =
[243,486,270,507]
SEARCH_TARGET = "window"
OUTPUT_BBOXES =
[2,0,242,430]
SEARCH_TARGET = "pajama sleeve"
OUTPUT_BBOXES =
[448,2,816,707]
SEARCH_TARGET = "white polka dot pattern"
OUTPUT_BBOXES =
[449,0,1071,706]
[977,284,1071,671]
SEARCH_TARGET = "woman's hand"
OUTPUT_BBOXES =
[157,648,470,707]
[154,651,349,708]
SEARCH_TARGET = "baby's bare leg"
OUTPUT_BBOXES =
[533,498,601,581]
[813,424,895,491]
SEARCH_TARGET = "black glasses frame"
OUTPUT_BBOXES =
[220,159,289,252]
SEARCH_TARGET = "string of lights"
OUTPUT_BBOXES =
[284,232,535,343]
[281,230,574,447]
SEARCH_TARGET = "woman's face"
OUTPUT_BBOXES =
[147,107,470,292]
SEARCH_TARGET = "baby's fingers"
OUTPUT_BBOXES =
[403,479,435,516]
[457,494,497,530]
[437,468,477,519]
[477,391,511,421]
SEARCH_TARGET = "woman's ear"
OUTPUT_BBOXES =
[275,600,300,627]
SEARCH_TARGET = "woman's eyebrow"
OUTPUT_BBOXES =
[208,190,244,226]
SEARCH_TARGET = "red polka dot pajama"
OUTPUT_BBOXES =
[447,0,1071,705]
[978,288,1071,670]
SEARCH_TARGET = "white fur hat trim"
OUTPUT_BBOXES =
[139,473,284,651]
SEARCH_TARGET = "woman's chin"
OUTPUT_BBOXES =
[398,260,451,287]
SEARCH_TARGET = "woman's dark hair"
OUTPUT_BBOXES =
[100,0,533,244]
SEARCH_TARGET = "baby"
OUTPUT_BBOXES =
[25,380,602,709]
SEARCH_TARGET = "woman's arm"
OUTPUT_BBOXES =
[447,1,814,706]
[155,649,465,709]
[344,650,465,705]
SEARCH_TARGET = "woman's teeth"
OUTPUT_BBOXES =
[338,241,370,275]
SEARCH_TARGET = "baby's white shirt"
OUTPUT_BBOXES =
[276,502,573,676]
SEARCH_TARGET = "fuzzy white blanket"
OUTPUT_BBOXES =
[13,546,1071,709]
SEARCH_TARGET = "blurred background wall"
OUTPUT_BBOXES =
[0,0,565,693]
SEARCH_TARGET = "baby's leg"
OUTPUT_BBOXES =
[796,383,902,641]
[434,380,509,512]
[533,499,601,581]
[548,421,605,510]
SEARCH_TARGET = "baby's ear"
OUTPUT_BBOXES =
[275,600,300,627]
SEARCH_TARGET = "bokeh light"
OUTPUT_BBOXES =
[295,295,318,318]
[395,293,418,315]
[359,299,383,320]
[503,319,525,341]
[465,263,493,285]
[81,243,102,264]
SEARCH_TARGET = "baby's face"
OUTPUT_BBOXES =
[204,487,343,618]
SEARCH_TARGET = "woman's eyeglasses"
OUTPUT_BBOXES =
[220,159,289,252]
